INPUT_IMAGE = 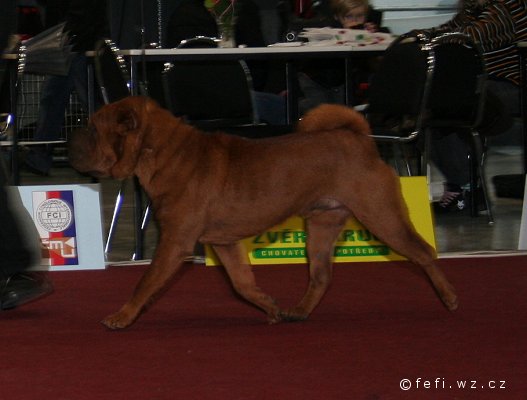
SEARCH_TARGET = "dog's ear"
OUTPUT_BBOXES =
[115,105,139,134]
[110,101,145,179]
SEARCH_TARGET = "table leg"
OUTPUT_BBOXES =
[344,57,353,106]
[285,61,298,125]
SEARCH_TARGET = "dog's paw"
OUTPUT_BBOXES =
[442,293,459,312]
[279,308,309,323]
[101,311,135,330]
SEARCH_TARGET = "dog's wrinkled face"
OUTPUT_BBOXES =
[68,97,147,179]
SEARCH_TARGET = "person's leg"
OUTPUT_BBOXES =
[25,57,79,175]
[0,186,32,277]
[70,55,90,109]
[252,90,286,125]
[0,184,53,310]
[430,130,472,212]
[298,72,331,115]
[430,131,471,187]
[484,79,520,146]
[327,84,346,105]
[431,81,515,211]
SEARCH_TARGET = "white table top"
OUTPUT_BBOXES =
[118,43,390,57]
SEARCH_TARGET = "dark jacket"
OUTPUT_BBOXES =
[38,0,109,51]
[0,0,16,53]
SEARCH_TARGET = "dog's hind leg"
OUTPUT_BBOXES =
[213,242,282,324]
[379,227,458,311]
[282,208,349,322]
[367,221,457,311]
[350,170,458,311]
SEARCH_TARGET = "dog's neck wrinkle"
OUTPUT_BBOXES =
[137,126,211,198]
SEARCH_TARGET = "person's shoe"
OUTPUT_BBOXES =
[0,272,54,310]
[434,184,467,213]
[21,148,51,177]
[22,157,50,177]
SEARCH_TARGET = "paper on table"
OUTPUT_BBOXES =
[299,27,393,46]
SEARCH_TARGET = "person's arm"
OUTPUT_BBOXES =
[0,0,16,53]
[439,2,515,52]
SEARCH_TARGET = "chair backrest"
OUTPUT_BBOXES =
[177,36,220,48]
[162,36,257,129]
[367,31,485,141]
[426,32,486,129]
[366,32,431,140]
[94,39,130,104]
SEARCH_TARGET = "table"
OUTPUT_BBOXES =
[111,44,389,124]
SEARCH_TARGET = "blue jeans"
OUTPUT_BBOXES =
[252,91,286,125]
[430,79,519,187]
[25,54,89,173]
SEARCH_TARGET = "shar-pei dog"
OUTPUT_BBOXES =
[68,96,458,329]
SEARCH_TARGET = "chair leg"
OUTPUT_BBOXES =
[132,200,151,261]
[390,143,411,175]
[105,178,153,260]
[104,180,127,256]
[420,128,431,177]
[470,131,494,225]
[399,143,413,176]
[132,176,144,260]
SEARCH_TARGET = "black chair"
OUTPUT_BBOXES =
[93,39,150,259]
[93,39,130,104]
[365,31,493,223]
[365,32,431,175]
[163,59,257,130]
[162,37,291,138]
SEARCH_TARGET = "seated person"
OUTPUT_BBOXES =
[298,0,386,114]
[165,0,218,48]
[254,0,386,125]
[429,0,524,212]
[329,0,383,32]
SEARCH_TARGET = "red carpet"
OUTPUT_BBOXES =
[1,256,526,400]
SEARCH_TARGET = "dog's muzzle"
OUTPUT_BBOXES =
[68,127,102,176]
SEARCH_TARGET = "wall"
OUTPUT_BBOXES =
[371,0,459,35]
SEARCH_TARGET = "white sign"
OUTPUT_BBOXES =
[10,184,106,271]
[518,175,527,250]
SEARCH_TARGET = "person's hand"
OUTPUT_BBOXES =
[363,22,379,33]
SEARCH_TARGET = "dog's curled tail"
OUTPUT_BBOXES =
[297,104,371,136]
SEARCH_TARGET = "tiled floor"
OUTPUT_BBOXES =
[16,144,526,262]
[432,146,524,255]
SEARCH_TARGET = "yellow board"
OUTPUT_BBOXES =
[205,176,435,265]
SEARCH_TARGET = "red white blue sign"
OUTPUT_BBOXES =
[32,190,79,266]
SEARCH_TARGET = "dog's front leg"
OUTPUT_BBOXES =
[102,241,191,330]
[213,243,283,324]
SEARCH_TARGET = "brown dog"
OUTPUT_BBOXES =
[69,96,458,329]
